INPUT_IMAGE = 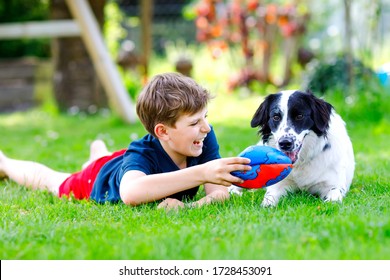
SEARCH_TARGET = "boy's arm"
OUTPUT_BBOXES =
[187,183,230,208]
[119,167,204,206]
[158,183,228,210]
[119,157,250,206]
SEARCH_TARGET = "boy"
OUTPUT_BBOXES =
[0,73,251,210]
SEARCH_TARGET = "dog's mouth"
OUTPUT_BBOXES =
[280,144,302,164]
[284,150,299,164]
[276,134,306,164]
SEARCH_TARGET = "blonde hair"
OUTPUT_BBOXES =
[136,73,212,137]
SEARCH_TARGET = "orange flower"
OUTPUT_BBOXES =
[278,15,289,27]
[247,0,259,12]
[211,25,223,37]
[265,4,278,24]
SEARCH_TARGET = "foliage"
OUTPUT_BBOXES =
[0,0,49,22]
[104,0,127,58]
[319,83,390,125]
[0,0,50,58]
[104,1,144,101]
[121,70,144,100]
[305,55,390,124]
[193,0,310,90]
[306,56,380,95]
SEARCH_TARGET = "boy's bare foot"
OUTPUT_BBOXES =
[82,140,111,169]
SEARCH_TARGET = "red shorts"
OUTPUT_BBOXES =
[58,149,127,200]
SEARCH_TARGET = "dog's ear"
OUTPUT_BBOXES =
[251,94,278,140]
[250,101,268,128]
[306,91,333,136]
[251,94,275,127]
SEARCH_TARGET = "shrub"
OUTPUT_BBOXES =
[306,56,378,94]
[0,0,50,58]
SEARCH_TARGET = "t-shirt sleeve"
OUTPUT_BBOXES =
[121,141,161,175]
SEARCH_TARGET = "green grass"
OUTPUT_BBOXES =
[1,89,390,260]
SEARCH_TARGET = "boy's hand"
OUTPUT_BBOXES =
[157,198,185,211]
[203,157,251,186]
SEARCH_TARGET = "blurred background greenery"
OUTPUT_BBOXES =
[0,0,389,118]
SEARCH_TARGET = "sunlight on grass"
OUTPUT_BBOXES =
[0,113,28,127]
[0,110,59,132]
[208,94,264,124]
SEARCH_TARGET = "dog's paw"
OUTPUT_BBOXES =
[261,195,278,207]
[228,185,244,196]
[323,188,343,203]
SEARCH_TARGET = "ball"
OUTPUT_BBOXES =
[231,145,293,189]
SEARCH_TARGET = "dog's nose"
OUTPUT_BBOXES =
[278,137,294,151]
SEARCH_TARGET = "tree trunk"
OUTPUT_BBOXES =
[140,0,153,80]
[343,0,354,90]
[50,0,108,113]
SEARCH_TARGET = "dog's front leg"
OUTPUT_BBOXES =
[228,185,245,196]
[321,186,346,203]
[261,184,288,207]
[318,169,349,203]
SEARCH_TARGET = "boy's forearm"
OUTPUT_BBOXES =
[120,156,248,206]
[188,186,230,208]
[120,165,207,206]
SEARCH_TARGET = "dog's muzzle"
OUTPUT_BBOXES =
[278,136,294,151]
[278,136,300,163]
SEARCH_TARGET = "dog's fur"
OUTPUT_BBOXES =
[229,90,355,207]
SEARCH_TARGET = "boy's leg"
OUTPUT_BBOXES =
[82,139,111,169]
[0,151,70,195]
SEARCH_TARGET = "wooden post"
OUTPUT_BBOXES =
[140,0,153,80]
[65,0,137,123]
[0,20,80,39]
[343,0,354,91]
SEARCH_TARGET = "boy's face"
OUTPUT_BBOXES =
[162,107,211,166]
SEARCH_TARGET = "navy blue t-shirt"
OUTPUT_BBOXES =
[90,126,221,203]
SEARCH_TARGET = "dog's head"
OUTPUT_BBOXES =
[251,90,333,163]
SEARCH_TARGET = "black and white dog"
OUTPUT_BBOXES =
[229,90,355,207]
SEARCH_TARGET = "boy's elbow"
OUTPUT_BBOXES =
[121,195,140,207]
[120,185,143,206]
[120,171,150,206]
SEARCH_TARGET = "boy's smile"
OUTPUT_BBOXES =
[193,137,205,148]
[159,108,210,168]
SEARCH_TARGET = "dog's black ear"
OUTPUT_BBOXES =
[306,91,333,136]
[250,101,268,128]
[251,94,278,140]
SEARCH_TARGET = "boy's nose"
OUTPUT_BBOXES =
[202,120,211,133]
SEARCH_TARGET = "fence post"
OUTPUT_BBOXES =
[65,0,137,123]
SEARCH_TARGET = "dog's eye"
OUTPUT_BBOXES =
[296,114,304,120]
[272,115,281,122]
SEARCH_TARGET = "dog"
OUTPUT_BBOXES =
[229,90,355,207]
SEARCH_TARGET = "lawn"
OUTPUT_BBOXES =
[1,86,390,260]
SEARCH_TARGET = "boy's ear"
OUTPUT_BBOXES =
[154,123,169,140]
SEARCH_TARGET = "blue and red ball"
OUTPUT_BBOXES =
[231,145,293,189]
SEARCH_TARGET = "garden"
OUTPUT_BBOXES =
[0,0,390,260]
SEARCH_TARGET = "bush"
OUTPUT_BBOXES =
[305,56,390,125]
[0,0,50,58]
[306,56,378,94]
